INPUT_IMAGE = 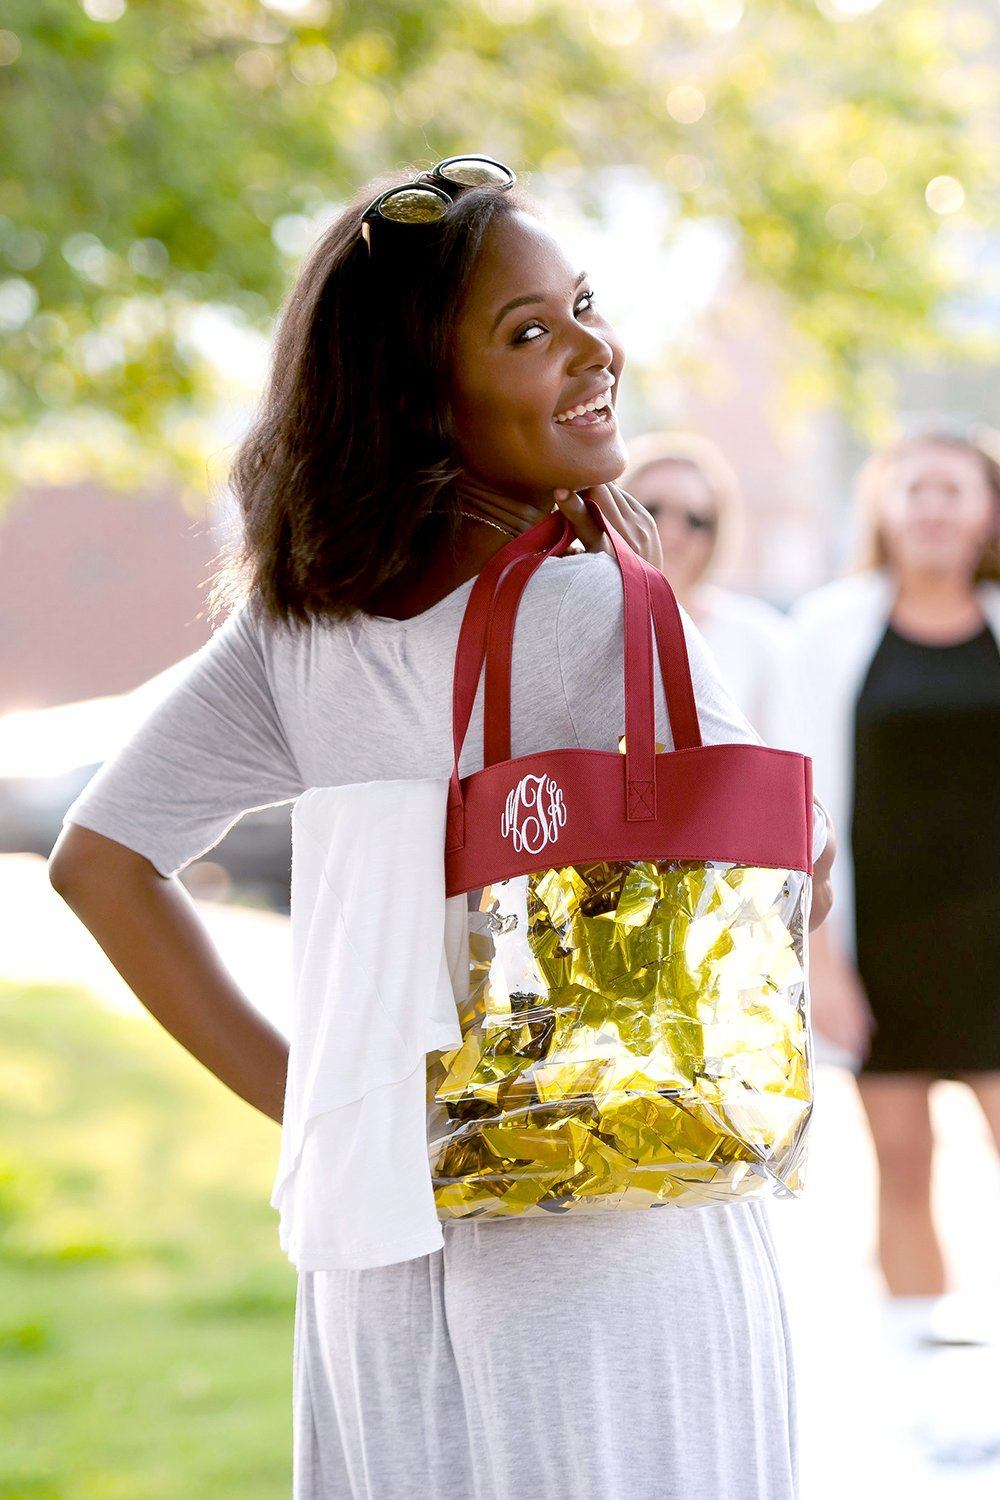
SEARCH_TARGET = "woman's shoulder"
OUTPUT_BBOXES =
[789,568,893,630]
[698,584,792,643]
[542,548,624,608]
[521,549,621,633]
[976,578,1000,634]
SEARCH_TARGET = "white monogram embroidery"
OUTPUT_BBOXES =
[501,773,567,855]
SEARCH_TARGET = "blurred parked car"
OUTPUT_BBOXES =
[0,657,293,912]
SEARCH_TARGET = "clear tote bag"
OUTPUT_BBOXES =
[427,501,816,1222]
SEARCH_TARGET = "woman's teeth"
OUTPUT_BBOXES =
[554,391,614,423]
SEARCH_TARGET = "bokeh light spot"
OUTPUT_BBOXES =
[925,175,965,214]
[81,0,127,20]
[667,85,706,124]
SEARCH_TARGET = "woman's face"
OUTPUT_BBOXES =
[878,443,998,581]
[627,459,717,593]
[449,211,628,504]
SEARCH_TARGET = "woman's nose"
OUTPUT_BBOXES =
[569,324,618,370]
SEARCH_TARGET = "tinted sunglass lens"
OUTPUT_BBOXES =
[438,157,514,189]
[378,187,450,224]
[644,499,716,534]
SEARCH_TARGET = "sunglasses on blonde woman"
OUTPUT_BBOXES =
[644,500,718,536]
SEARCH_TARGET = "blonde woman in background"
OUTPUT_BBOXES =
[621,432,792,742]
[788,429,1000,1321]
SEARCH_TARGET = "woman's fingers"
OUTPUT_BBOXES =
[610,483,663,569]
[586,480,627,528]
[554,482,662,566]
[553,489,613,554]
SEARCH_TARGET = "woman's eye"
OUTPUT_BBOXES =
[513,290,597,345]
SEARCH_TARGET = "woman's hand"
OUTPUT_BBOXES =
[554,483,663,569]
[809,800,835,931]
[808,921,877,1061]
[806,805,875,1054]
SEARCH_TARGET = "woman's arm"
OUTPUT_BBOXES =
[48,824,288,1123]
[807,912,876,1060]
[48,600,304,1118]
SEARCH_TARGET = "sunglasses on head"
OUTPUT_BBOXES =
[644,499,718,536]
[360,154,516,255]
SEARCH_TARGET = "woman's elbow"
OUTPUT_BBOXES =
[48,824,162,896]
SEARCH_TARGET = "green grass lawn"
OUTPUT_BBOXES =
[0,980,295,1500]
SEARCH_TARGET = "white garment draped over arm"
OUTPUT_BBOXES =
[270,779,466,1272]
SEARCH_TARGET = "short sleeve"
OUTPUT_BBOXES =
[60,602,306,878]
[556,555,827,863]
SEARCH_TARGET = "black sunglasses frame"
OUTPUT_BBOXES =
[645,501,718,536]
[359,155,516,255]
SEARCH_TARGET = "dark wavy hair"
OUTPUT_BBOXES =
[207,164,542,629]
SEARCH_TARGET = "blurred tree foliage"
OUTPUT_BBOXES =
[0,0,997,499]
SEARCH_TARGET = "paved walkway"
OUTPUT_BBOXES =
[10,852,1000,1497]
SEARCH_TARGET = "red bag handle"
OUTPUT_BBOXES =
[446,498,703,851]
[482,504,655,818]
[447,511,575,851]
[484,497,702,767]
[591,501,701,755]
[646,565,702,751]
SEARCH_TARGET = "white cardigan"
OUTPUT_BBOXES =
[783,568,1000,964]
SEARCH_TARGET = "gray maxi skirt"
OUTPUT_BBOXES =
[291,1199,798,1499]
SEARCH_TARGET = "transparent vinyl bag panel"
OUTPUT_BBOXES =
[428,859,813,1222]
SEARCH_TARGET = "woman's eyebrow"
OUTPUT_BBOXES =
[490,271,588,335]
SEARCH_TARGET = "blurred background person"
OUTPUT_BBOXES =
[622,431,791,743]
[789,428,1000,1322]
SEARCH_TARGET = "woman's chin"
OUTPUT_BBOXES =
[563,467,629,493]
[554,447,631,494]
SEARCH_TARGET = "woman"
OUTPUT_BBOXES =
[49,157,833,1499]
[788,429,1000,1303]
[622,431,792,742]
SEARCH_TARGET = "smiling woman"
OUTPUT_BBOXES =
[205,161,657,628]
[51,154,831,1500]
[449,227,625,486]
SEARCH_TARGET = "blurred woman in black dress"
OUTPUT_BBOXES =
[788,429,1000,1305]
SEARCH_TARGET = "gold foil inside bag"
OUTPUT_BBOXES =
[427,858,813,1221]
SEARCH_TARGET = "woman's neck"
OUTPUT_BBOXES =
[890,567,984,642]
[671,579,708,624]
[365,490,549,620]
[454,473,553,539]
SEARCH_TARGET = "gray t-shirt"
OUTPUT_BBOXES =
[64,549,820,877]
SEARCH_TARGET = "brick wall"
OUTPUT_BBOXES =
[0,482,221,712]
